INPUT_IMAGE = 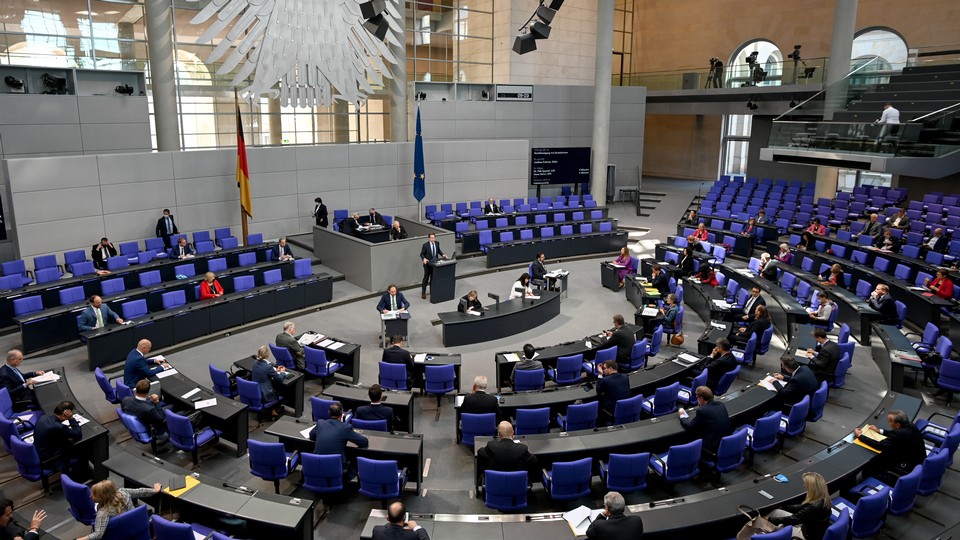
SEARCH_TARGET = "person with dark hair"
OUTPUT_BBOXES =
[797,231,814,251]
[868,284,899,325]
[509,273,535,300]
[926,268,954,300]
[806,328,842,385]
[807,292,836,325]
[681,209,699,227]
[741,217,758,241]
[679,386,731,456]
[121,379,169,442]
[726,286,765,323]
[678,247,695,277]
[874,228,900,253]
[0,498,45,540]
[650,264,670,295]
[600,315,636,367]
[586,492,644,540]
[377,285,410,313]
[696,262,719,287]
[420,233,448,299]
[731,305,771,345]
[477,421,538,473]
[77,295,123,332]
[313,197,328,228]
[818,263,844,287]
[692,339,737,392]
[756,209,771,225]
[510,344,543,388]
[889,208,910,232]
[155,209,179,251]
[0,350,43,409]
[382,335,416,389]
[309,402,368,479]
[271,237,295,261]
[855,410,926,478]
[372,502,430,540]
[34,400,81,471]
[91,237,117,270]
[355,384,394,432]
[805,217,826,236]
[597,360,630,420]
[772,357,818,410]
[368,208,386,227]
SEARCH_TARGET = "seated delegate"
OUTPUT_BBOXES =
[765,472,832,540]
[377,284,410,313]
[78,295,124,332]
[874,228,900,253]
[510,344,543,388]
[600,314,637,367]
[484,198,501,214]
[610,247,633,289]
[271,237,295,261]
[390,220,408,241]
[252,345,287,419]
[677,247,695,277]
[123,340,168,387]
[0,349,44,410]
[91,237,117,270]
[730,305,771,345]
[691,338,736,391]
[650,264,670,295]
[355,384,394,432]
[509,273,535,300]
[168,237,193,260]
[275,321,305,370]
[368,208,387,227]
[477,421,538,473]
[34,400,82,472]
[382,335,416,389]
[199,272,224,299]
[854,410,926,479]
[120,379,170,442]
[458,290,487,313]
[531,252,559,290]
[76,480,162,540]
[772,356,818,411]
[818,263,844,287]
[310,402,369,481]
[695,261,719,287]
[926,268,954,300]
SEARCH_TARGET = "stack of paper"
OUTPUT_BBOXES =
[504,353,521,363]
[31,372,61,384]
[182,388,201,399]
[610,263,626,268]
[858,425,886,442]
[195,398,217,409]
[562,506,604,536]
[831,501,856,519]
[414,354,428,364]
[642,307,659,317]
[713,300,732,309]
[156,369,179,379]
[63,414,90,427]
[456,395,465,407]
[297,333,320,346]
[759,376,779,392]
[149,355,166,363]
[317,339,335,348]
[466,310,482,317]
[710,322,727,330]
[327,342,345,350]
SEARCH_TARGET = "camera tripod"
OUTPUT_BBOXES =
[704,66,723,88]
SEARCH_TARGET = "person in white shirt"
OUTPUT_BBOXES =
[509,273,535,300]
[876,103,900,124]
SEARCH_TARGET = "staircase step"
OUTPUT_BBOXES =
[877,81,959,92]
[902,63,960,76]
[893,71,960,83]
[861,89,960,102]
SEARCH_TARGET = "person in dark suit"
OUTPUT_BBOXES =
[355,384,394,432]
[420,234,447,299]
[679,386,731,456]
[121,379,169,442]
[731,305,771,346]
[251,346,286,418]
[382,335,416,389]
[600,315,636,368]
[510,344,543,388]
[0,350,43,410]
[596,360,630,420]
[477,421,538,473]
[888,208,910,232]
[677,247,695,277]
[855,410,926,478]
[123,340,168,387]
[755,209,771,225]
[458,291,486,313]
[78,295,124,332]
[531,252,554,288]
[773,357,818,411]
[650,264,670,296]
[586,492,644,540]
[340,213,360,235]
[692,339,737,392]
[920,227,949,254]
[868,284,900,325]
[377,285,410,313]
[34,401,81,472]
[368,209,387,227]
[309,402,368,479]
[805,328,842,385]
[91,238,117,270]
[483,198,501,214]
[0,499,45,540]
[313,197,328,228]
[276,321,305,370]
[271,237,295,261]
[874,228,900,253]
[168,237,193,260]
[372,502,430,540]
[390,220,408,241]
[725,285,765,323]
[155,209,179,250]
[461,375,500,421]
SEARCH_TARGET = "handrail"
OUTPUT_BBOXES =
[773,56,883,121]
[912,101,960,122]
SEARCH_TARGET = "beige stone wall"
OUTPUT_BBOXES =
[642,114,723,181]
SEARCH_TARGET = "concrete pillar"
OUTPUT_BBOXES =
[823,0,858,120]
[389,41,408,143]
[588,0,615,204]
[815,166,839,200]
[144,0,181,151]
[267,97,282,145]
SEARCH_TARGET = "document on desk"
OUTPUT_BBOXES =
[414,354,428,364]
[30,372,61,384]
[609,263,626,268]
[759,376,779,392]
[909,287,928,292]
[713,300,732,309]
[327,342,345,350]
[831,501,856,519]
[181,388,201,399]
[456,395,465,407]
[194,532,207,540]
[673,353,700,366]
[297,333,320,346]
[896,350,921,361]
[194,398,217,410]
[465,310,482,316]
[563,505,603,537]
[300,426,314,439]
[710,322,727,330]
[317,339,335,348]
[156,369,179,379]
[63,414,90,427]
[381,311,399,320]
[642,307,659,317]
[504,353,521,363]
[149,355,166,363]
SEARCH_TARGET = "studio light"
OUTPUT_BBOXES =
[535,5,556,24]
[359,0,389,41]
[513,33,537,55]
[530,21,551,39]
[513,0,564,55]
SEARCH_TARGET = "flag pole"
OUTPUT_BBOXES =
[236,89,250,245]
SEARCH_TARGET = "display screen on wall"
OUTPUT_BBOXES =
[530,147,591,185]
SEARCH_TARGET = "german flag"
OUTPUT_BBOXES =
[236,102,252,219]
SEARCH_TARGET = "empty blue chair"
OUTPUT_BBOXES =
[145,238,165,253]
[738,414,781,465]
[174,263,195,277]
[121,299,147,320]
[918,447,950,495]
[106,256,128,270]
[599,452,649,493]
[119,241,140,264]
[95,367,119,404]
[100,279,125,297]
[358,457,408,500]
[304,347,342,387]
[515,407,550,435]
[378,361,407,390]
[556,401,598,431]
[263,269,282,285]
[115,379,133,402]
[100,504,150,540]
[11,437,66,493]
[679,369,707,406]
[485,471,528,511]
[70,261,96,277]
[750,528,792,540]
[547,354,583,386]
[165,409,222,466]
[623,339,648,371]
[650,326,663,357]
[247,233,264,245]
[301,453,344,494]
[731,334,758,366]
[514,368,545,391]
[220,237,239,249]
[1,261,32,287]
[209,364,237,398]
[249,439,301,493]
[650,440,702,487]
[700,430,748,479]
[139,270,162,288]
[162,290,186,310]
[195,241,215,254]
[234,275,255,292]
[836,486,890,538]
[268,343,295,369]
[193,231,212,245]
[294,259,311,278]
[352,418,388,431]
[641,382,680,417]
[12,296,42,318]
[62,474,97,525]
[205,258,226,274]
[916,411,960,445]
[807,381,828,422]
[238,252,257,266]
[152,514,208,540]
[461,413,496,446]
[776,394,810,450]
[63,250,87,274]
[848,464,922,516]
[715,364,741,395]
[35,266,63,285]
[612,394,644,425]
[137,252,154,265]
[542,457,592,500]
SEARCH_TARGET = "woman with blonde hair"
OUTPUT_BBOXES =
[199,271,224,299]
[766,472,832,540]
[77,480,160,540]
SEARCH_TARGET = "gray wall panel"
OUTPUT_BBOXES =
[295,145,351,170]
[101,180,177,213]
[18,216,105,259]
[80,123,152,152]
[249,170,298,198]
[77,97,150,124]
[441,141,479,163]
[486,140,530,161]
[0,125,83,156]
[348,144,398,167]
[350,186,402,212]
[296,168,352,194]
[176,201,240,232]
[456,101,496,120]
[174,175,238,205]
[349,165,400,190]
[0,95,79,125]
[6,155,100,192]
[249,195,299,222]
[172,149,235,179]
[247,146,298,173]
[456,120,495,139]
[533,85,573,103]
[103,209,172,244]
[98,152,174,185]
[12,186,104,225]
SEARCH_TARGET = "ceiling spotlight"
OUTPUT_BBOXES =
[530,20,551,39]
[535,5,557,24]
[513,33,537,55]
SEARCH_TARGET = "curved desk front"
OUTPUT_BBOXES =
[718,260,809,344]
[439,291,562,347]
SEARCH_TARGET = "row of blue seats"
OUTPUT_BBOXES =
[477,222,616,248]
[427,196,598,221]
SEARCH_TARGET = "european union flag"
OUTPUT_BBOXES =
[413,106,426,202]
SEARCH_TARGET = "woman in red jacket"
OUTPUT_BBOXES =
[199,271,224,299]
[927,268,955,300]
[697,262,719,287]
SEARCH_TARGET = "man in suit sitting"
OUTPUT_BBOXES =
[857,213,884,240]
[596,360,630,422]
[725,286,766,323]
[0,350,44,411]
[874,228,901,253]
[461,375,500,421]
[121,379,169,442]
[155,209,179,250]
[168,236,193,260]
[773,356,818,411]
[679,386,731,457]
[77,295,123,332]
[650,265,670,296]
[855,410,926,479]
[34,401,81,472]
[382,335,416,389]
[599,315,636,368]
[271,237,295,261]
[920,227,949,254]
[123,340,169,387]
[805,328,842,385]
[585,492,644,540]
[276,321,305,370]
[367,208,387,227]
[355,384,394,432]
[91,237,117,270]
[510,344,543,388]
[340,213,361,235]
[420,234,448,299]
[484,198,501,214]
[309,402,368,480]
[372,502,430,540]
[477,421,537,473]
[692,338,738,392]
[868,284,899,325]
[377,285,410,313]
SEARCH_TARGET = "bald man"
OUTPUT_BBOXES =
[123,340,168,387]
[476,421,538,473]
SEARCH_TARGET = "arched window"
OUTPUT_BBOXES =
[852,28,907,70]
[727,39,782,87]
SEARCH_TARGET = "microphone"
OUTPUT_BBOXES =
[142,452,164,464]
[874,407,885,420]
[223,482,255,494]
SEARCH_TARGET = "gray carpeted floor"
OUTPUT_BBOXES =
[0,177,956,540]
